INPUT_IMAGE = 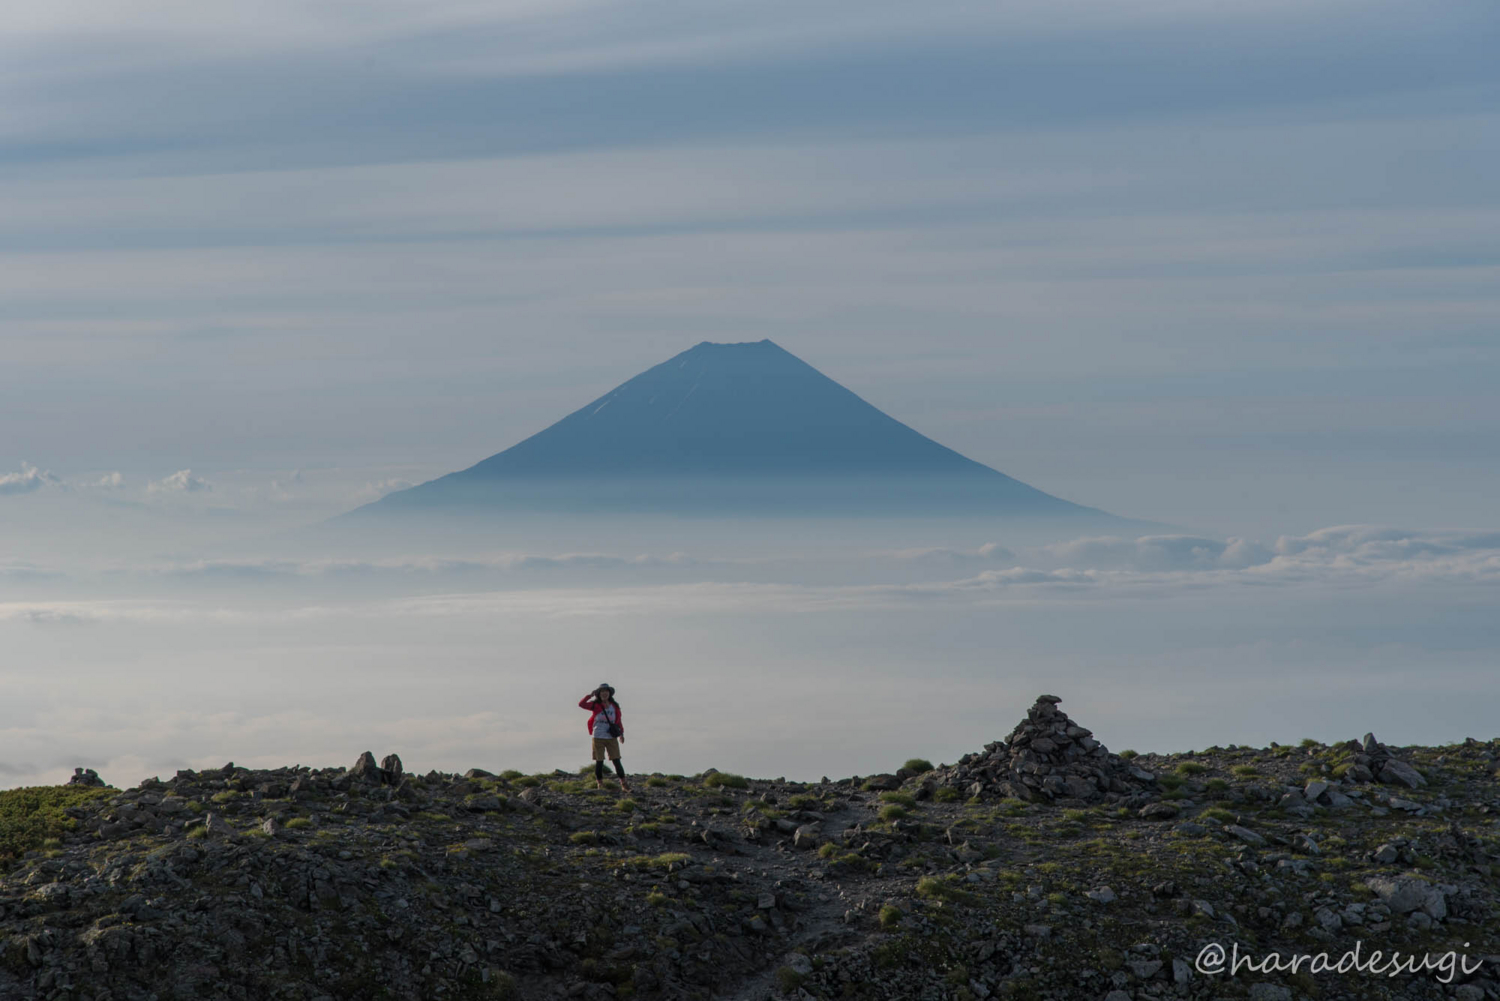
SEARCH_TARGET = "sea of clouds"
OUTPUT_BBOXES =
[2,520,1496,790]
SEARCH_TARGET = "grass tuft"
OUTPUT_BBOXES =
[703,773,749,789]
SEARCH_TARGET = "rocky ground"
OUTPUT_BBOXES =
[3,696,1499,1001]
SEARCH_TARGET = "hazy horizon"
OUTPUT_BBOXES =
[4,0,1498,790]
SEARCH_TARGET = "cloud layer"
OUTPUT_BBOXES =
[3,525,1496,629]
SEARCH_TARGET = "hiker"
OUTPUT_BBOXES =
[579,684,630,792]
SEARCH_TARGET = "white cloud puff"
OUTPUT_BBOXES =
[94,471,126,489]
[0,463,61,496]
[149,469,212,493]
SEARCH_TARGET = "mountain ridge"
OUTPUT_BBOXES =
[2,703,1489,1000]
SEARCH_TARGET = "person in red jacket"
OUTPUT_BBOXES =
[579,684,629,791]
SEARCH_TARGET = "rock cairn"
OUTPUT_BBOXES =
[66,767,105,788]
[941,694,1158,804]
[1334,732,1427,789]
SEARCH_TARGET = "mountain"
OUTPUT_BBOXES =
[347,339,1126,520]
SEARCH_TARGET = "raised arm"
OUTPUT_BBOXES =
[579,695,599,710]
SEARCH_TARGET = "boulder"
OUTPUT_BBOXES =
[202,813,238,839]
[1378,759,1426,789]
[1365,875,1447,920]
[350,751,384,783]
[792,824,822,850]
[1226,825,1266,846]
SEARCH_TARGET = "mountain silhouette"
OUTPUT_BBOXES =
[349,340,1128,520]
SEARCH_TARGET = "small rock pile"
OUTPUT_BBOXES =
[66,768,105,788]
[940,694,1158,804]
[1335,732,1427,788]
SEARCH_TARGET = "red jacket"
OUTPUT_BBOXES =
[579,696,624,738]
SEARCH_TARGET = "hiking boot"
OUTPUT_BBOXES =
[619,780,632,793]
[595,778,605,790]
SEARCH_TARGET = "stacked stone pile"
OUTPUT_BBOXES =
[1330,732,1427,789]
[938,694,1158,804]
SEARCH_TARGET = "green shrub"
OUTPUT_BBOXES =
[646,777,670,788]
[1118,749,1138,759]
[825,851,871,871]
[934,787,960,802]
[879,791,916,808]
[902,758,934,774]
[1204,778,1229,793]
[786,795,821,810]
[1231,764,1259,778]
[878,804,908,822]
[621,852,689,870]
[569,831,600,845]
[703,773,748,789]
[775,967,806,993]
[284,817,312,829]
[615,799,640,813]
[1200,807,1235,824]
[878,904,903,929]
[645,891,668,906]
[1175,762,1206,776]
[0,785,113,861]
[915,875,977,905]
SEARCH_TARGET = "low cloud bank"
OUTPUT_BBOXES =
[2,525,1495,628]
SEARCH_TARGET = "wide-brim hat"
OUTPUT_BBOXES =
[597,682,615,693]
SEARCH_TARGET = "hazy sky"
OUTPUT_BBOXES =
[2,1,1498,788]
[3,0,1497,532]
